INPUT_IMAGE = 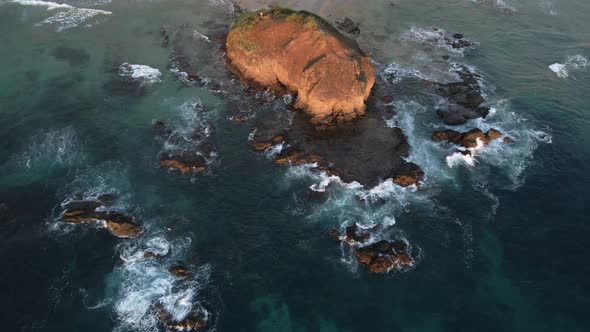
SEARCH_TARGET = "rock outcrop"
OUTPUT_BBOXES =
[226,8,375,125]
[355,240,415,273]
[431,128,506,148]
[330,224,416,274]
[153,303,209,332]
[159,151,208,174]
[435,67,490,125]
[249,110,424,188]
[61,195,143,238]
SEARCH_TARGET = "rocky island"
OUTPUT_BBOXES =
[227,8,423,189]
[226,7,375,125]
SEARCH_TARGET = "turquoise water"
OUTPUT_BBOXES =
[0,0,589,331]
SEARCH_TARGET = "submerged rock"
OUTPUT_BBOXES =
[335,17,360,35]
[169,265,190,277]
[226,8,375,125]
[431,128,506,148]
[249,110,423,188]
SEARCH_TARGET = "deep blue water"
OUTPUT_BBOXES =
[0,0,589,331]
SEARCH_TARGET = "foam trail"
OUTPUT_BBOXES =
[37,7,112,31]
[7,0,73,10]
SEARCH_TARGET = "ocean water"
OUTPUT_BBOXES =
[0,0,589,331]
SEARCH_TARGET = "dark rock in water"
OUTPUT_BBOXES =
[436,104,490,125]
[154,121,165,129]
[159,151,208,174]
[62,199,103,212]
[344,224,370,244]
[60,198,143,238]
[97,193,117,206]
[453,33,464,39]
[50,45,90,67]
[153,303,210,332]
[435,67,489,125]
[355,239,415,274]
[503,136,515,143]
[330,223,374,244]
[329,228,341,241]
[169,265,190,277]
[381,95,394,103]
[250,110,423,188]
[432,128,505,148]
[161,26,170,48]
[442,55,450,60]
[336,17,360,35]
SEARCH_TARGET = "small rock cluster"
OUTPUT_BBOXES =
[435,67,490,125]
[330,224,416,274]
[60,194,142,238]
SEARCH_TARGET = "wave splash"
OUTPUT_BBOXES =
[113,235,213,332]
[119,63,162,86]
[549,55,589,78]
[6,0,112,31]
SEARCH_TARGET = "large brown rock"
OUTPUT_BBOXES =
[226,8,375,125]
[61,197,143,239]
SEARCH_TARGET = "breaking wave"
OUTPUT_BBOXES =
[119,63,162,86]
[401,26,478,56]
[6,0,112,32]
[549,55,589,79]
[112,234,213,332]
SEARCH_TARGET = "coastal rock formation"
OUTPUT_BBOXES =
[61,196,143,238]
[432,128,505,148]
[355,240,415,273]
[435,67,490,125]
[249,110,424,188]
[226,8,375,125]
[153,303,210,332]
[153,101,215,176]
[159,151,208,174]
[330,224,416,274]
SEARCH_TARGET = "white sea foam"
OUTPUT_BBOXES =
[35,6,111,32]
[9,0,113,32]
[18,127,84,170]
[264,141,284,158]
[382,62,431,83]
[119,63,162,86]
[7,0,73,10]
[193,30,211,43]
[549,55,589,78]
[445,138,485,168]
[113,235,211,332]
[537,0,557,15]
[470,0,516,13]
[401,26,478,56]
